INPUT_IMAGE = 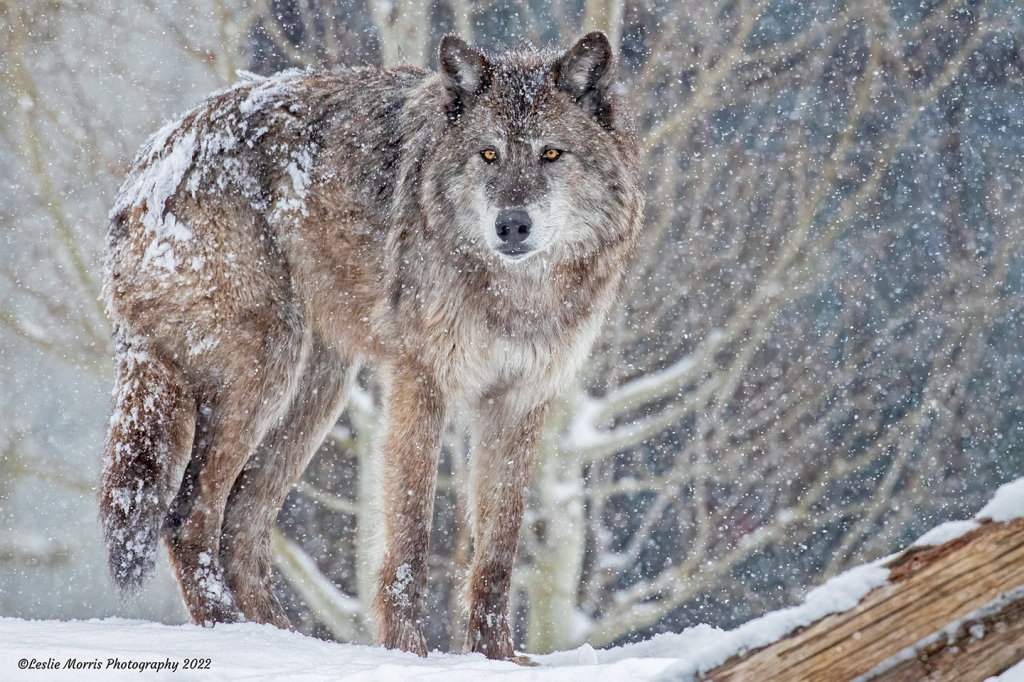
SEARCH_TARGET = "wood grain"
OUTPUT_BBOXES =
[705,518,1024,682]
[868,594,1024,682]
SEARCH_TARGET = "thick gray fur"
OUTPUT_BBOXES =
[100,32,643,659]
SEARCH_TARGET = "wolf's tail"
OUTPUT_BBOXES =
[99,336,193,591]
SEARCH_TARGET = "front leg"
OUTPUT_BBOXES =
[465,395,549,660]
[372,361,445,656]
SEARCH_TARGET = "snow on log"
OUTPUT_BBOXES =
[702,516,1024,682]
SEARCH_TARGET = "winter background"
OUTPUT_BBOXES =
[2,0,1024,679]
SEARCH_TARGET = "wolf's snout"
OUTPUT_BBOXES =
[496,209,532,245]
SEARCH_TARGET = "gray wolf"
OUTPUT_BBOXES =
[99,31,643,660]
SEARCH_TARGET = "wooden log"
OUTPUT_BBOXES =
[705,517,1024,682]
[867,593,1024,682]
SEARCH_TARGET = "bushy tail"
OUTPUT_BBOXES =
[99,338,193,591]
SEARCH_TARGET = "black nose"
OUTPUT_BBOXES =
[495,209,532,244]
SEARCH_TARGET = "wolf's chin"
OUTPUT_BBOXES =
[495,248,537,263]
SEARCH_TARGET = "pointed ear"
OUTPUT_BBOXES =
[554,31,616,129]
[439,35,491,124]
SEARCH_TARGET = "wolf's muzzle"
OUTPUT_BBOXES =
[496,209,532,256]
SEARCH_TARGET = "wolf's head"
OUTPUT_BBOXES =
[421,32,638,267]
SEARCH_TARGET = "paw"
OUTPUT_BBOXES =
[193,598,245,628]
[381,621,428,657]
[466,631,516,661]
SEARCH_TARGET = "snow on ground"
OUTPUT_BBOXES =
[3,614,1023,681]
[3,476,1023,681]
[0,561,889,682]
[0,617,673,681]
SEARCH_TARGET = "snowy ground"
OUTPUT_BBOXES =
[3,477,1023,681]
[3,612,1023,681]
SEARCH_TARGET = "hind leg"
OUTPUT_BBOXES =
[100,331,195,590]
[220,339,355,627]
[162,328,307,626]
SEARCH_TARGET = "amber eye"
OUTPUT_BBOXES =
[481,149,498,162]
[543,149,562,161]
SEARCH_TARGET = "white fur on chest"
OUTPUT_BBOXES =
[440,306,602,410]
